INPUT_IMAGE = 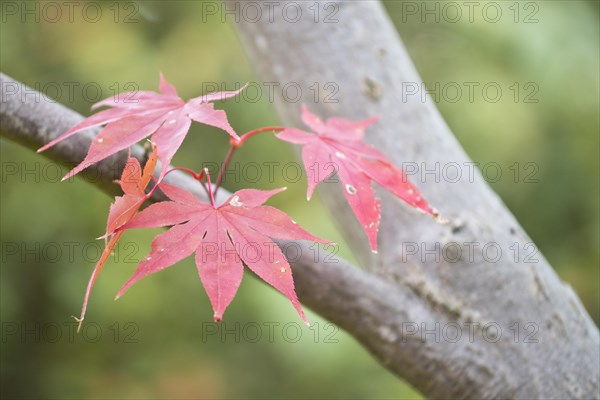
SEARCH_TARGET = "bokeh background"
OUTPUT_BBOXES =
[1,1,598,398]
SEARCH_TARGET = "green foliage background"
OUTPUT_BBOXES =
[1,1,598,399]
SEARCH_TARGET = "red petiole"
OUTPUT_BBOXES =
[204,168,217,207]
[213,126,285,195]
[161,167,209,199]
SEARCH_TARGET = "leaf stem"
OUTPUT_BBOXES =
[238,126,286,146]
[214,145,236,193]
[204,168,217,207]
[162,167,209,199]
[214,126,285,195]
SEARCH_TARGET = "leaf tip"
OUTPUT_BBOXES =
[432,208,449,225]
[71,315,84,333]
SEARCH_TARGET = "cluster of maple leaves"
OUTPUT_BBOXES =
[39,74,438,329]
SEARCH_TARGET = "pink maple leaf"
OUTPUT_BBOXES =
[38,73,243,181]
[77,145,158,331]
[276,105,440,252]
[116,184,330,323]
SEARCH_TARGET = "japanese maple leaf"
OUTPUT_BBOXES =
[105,144,159,236]
[38,73,243,181]
[276,105,440,252]
[76,146,158,331]
[115,185,329,323]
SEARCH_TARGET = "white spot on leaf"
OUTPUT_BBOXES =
[345,184,357,195]
[229,196,243,207]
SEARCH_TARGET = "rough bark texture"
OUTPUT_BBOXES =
[1,3,598,395]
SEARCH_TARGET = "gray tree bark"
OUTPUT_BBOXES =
[1,2,598,397]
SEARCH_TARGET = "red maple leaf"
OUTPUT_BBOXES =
[276,105,440,252]
[105,144,159,236]
[38,73,243,181]
[77,145,158,330]
[115,184,329,323]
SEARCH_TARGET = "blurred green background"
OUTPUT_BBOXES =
[1,1,598,399]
